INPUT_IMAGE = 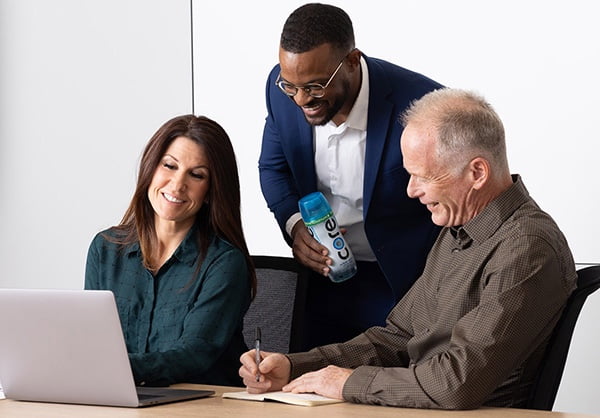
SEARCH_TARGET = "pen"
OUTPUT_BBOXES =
[254,326,261,382]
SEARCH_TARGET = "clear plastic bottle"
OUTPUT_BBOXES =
[298,192,357,282]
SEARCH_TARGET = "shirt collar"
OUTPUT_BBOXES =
[125,223,204,268]
[319,55,369,133]
[343,55,369,131]
[460,174,530,245]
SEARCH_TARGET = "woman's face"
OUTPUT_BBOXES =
[147,136,210,231]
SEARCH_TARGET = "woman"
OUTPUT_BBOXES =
[85,115,255,386]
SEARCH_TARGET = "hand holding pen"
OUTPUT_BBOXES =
[239,341,292,393]
[254,327,261,382]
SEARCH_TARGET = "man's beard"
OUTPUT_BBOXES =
[302,80,350,126]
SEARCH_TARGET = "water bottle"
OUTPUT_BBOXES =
[298,192,357,282]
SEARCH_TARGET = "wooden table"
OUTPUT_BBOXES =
[0,384,598,417]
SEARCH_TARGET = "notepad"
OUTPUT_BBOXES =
[222,390,344,406]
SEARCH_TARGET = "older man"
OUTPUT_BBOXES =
[240,89,577,409]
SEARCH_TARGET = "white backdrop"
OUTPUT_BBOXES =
[0,0,598,414]
[193,3,600,412]
[194,0,600,264]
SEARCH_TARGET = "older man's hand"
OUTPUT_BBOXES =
[282,365,353,400]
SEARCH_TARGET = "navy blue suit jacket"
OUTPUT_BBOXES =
[259,55,443,301]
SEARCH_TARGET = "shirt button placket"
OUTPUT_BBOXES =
[140,271,155,350]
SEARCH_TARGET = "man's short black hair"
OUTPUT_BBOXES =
[280,3,355,54]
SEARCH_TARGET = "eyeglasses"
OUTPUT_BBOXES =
[275,54,348,99]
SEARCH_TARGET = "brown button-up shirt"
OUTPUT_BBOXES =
[288,175,577,409]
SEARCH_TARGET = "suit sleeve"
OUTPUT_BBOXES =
[258,66,303,243]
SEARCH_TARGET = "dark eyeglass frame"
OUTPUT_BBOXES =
[275,51,352,99]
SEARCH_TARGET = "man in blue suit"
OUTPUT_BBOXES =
[259,3,443,349]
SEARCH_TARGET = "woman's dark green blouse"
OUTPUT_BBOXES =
[84,226,250,386]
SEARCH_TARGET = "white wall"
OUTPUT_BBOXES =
[0,0,598,414]
[0,0,192,289]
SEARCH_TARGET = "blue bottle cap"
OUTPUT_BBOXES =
[298,192,332,225]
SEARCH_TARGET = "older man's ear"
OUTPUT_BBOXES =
[468,157,490,190]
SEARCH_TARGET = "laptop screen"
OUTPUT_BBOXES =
[0,289,213,407]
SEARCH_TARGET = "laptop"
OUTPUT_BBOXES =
[0,288,214,407]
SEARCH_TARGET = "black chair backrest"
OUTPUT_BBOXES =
[526,265,600,410]
[242,255,308,354]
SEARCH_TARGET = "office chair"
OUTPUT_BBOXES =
[242,255,308,354]
[526,265,600,410]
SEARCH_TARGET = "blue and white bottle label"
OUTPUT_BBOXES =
[307,215,357,282]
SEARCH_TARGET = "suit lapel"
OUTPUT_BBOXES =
[363,57,394,217]
[292,109,317,194]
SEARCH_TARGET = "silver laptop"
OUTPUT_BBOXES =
[0,289,214,407]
